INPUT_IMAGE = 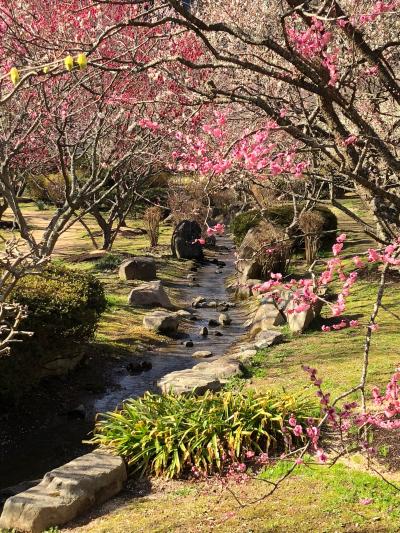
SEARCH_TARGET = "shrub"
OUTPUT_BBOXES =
[94,253,123,272]
[143,206,162,247]
[230,210,262,245]
[299,210,325,265]
[231,205,337,249]
[27,173,66,206]
[92,389,315,479]
[13,263,106,342]
[0,264,106,397]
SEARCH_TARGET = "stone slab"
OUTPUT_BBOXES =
[0,450,127,533]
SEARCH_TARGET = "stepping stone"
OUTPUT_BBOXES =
[254,330,284,349]
[192,350,213,358]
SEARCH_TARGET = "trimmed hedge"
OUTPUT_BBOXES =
[231,204,337,248]
[0,264,106,398]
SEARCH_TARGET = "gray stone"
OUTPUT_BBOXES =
[176,309,192,318]
[207,301,217,308]
[0,451,126,533]
[199,326,208,337]
[128,281,171,308]
[193,350,213,358]
[285,298,324,333]
[250,300,286,337]
[171,220,204,260]
[236,279,263,299]
[208,318,219,327]
[157,358,242,395]
[192,296,206,308]
[119,257,157,281]
[219,313,232,326]
[213,330,223,336]
[254,330,284,349]
[234,349,257,363]
[143,310,180,336]
[183,340,194,348]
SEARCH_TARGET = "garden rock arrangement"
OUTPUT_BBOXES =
[143,310,180,336]
[171,220,204,260]
[128,280,171,308]
[119,256,157,281]
[0,450,127,533]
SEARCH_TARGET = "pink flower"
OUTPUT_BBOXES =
[353,256,365,268]
[295,457,304,465]
[332,242,343,256]
[293,425,303,437]
[337,233,347,243]
[288,415,297,427]
[316,448,328,463]
[349,320,360,328]
[344,135,357,146]
[369,323,379,332]
[359,498,374,505]
[245,450,255,459]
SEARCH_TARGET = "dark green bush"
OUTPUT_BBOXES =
[94,253,123,272]
[0,264,106,398]
[92,389,315,478]
[230,210,262,245]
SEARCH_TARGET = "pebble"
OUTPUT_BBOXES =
[183,340,194,348]
[192,350,213,358]
[219,313,232,326]
[199,326,208,337]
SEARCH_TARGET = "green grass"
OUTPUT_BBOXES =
[248,277,400,404]
[61,463,400,532]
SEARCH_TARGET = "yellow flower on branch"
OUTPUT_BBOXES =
[76,53,87,69]
[64,55,74,71]
[9,67,20,86]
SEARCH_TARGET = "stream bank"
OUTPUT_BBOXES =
[0,236,249,496]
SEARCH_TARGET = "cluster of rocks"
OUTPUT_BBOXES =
[191,295,235,311]
[248,292,324,335]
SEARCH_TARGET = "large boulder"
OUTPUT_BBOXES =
[119,257,157,281]
[250,299,286,337]
[128,281,171,308]
[143,310,180,336]
[254,330,284,349]
[0,451,126,533]
[171,220,204,260]
[285,298,324,334]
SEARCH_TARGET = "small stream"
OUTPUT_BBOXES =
[0,237,247,495]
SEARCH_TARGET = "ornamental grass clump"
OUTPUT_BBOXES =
[92,390,315,479]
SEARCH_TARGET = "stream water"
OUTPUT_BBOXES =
[0,237,247,495]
